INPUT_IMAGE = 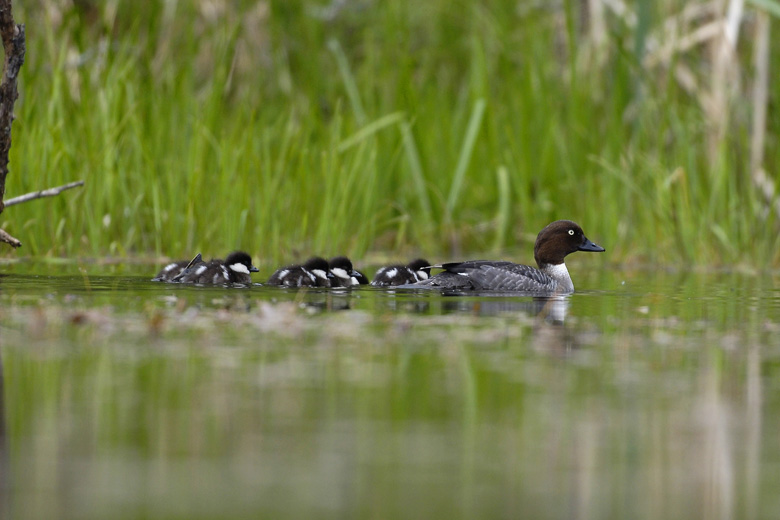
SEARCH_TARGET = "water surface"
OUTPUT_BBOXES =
[1,262,779,519]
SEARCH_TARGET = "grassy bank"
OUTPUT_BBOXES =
[2,0,779,266]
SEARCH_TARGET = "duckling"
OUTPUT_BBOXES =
[371,258,431,286]
[266,256,332,287]
[328,256,368,287]
[170,251,259,285]
[152,256,194,282]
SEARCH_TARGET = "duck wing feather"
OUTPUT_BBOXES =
[418,261,557,292]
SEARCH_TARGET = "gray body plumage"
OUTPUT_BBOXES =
[408,220,604,293]
[412,261,564,293]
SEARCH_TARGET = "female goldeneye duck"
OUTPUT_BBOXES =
[371,258,431,286]
[171,251,259,285]
[328,256,368,287]
[412,220,604,293]
[266,256,332,287]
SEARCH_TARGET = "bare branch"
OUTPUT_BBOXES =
[3,180,84,208]
[0,228,19,248]
[0,0,25,214]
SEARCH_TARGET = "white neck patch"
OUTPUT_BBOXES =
[312,269,328,279]
[542,263,574,293]
[229,263,250,274]
[331,267,349,279]
[416,270,429,280]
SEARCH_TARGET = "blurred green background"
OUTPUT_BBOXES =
[2,0,779,266]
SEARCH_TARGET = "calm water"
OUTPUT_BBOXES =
[1,261,779,519]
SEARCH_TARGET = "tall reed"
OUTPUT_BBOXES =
[3,0,778,267]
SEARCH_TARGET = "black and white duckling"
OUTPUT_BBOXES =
[152,258,191,282]
[370,258,431,286]
[354,270,370,285]
[328,256,368,287]
[172,251,259,285]
[153,252,209,282]
[411,220,604,293]
[266,256,332,287]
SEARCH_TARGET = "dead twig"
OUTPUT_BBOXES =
[3,180,84,207]
[0,180,85,249]
[0,228,19,248]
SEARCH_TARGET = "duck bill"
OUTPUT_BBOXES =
[250,265,260,272]
[579,238,605,252]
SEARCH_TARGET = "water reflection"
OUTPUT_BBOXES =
[295,286,574,322]
[1,267,778,519]
[292,288,355,312]
[0,350,7,520]
[440,295,569,322]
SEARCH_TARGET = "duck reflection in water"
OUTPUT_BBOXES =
[441,295,569,323]
[375,287,569,323]
[440,295,581,353]
[297,290,354,312]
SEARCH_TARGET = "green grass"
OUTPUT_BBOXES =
[2,0,779,266]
